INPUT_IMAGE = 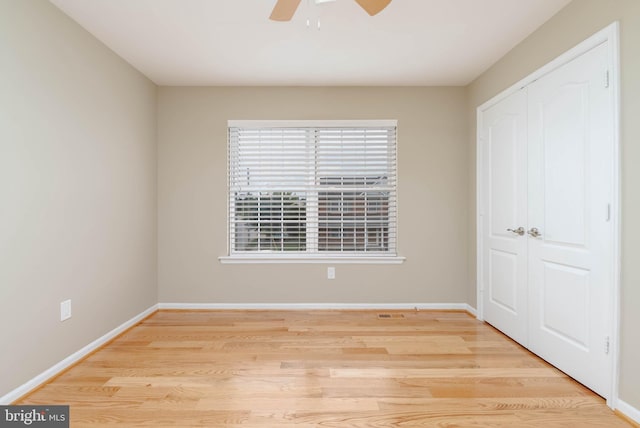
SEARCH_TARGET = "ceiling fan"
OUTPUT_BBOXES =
[270,0,392,21]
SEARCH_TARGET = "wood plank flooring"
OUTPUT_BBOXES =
[17,310,633,427]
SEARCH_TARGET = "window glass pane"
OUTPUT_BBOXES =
[234,192,307,251]
[318,190,389,252]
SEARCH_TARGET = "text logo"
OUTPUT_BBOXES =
[0,406,69,427]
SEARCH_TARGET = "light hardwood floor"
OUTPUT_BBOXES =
[17,310,633,427]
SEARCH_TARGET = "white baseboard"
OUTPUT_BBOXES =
[159,302,476,313]
[465,305,478,317]
[616,399,640,424]
[0,304,158,405]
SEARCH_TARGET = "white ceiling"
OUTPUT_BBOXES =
[49,0,570,86]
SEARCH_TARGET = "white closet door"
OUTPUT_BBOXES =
[527,42,613,396]
[481,90,528,346]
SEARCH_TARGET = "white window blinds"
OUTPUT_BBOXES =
[228,121,397,257]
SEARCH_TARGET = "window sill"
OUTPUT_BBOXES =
[218,255,406,264]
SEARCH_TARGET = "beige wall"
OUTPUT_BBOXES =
[466,0,640,409]
[158,87,469,304]
[0,0,157,397]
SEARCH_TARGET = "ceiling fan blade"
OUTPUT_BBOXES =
[354,0,391,16]
[270,0,302,21]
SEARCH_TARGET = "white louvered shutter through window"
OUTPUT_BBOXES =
[228,121,397,259]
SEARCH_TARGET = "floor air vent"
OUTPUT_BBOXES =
[378,314,404,319]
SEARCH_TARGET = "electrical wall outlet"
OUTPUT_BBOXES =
[327,267,335,280]
[60,299,72,321]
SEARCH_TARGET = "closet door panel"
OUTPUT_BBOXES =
[527,42,613,397]
[481,90,528,346]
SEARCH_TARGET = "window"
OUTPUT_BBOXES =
[223,120,401,263]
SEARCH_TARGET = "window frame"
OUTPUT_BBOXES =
[219,120,405,264]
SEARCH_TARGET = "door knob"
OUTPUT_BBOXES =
[528,227,542,238]
[507,227,525,236]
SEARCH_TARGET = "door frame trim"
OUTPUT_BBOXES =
[475,22,620,407]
